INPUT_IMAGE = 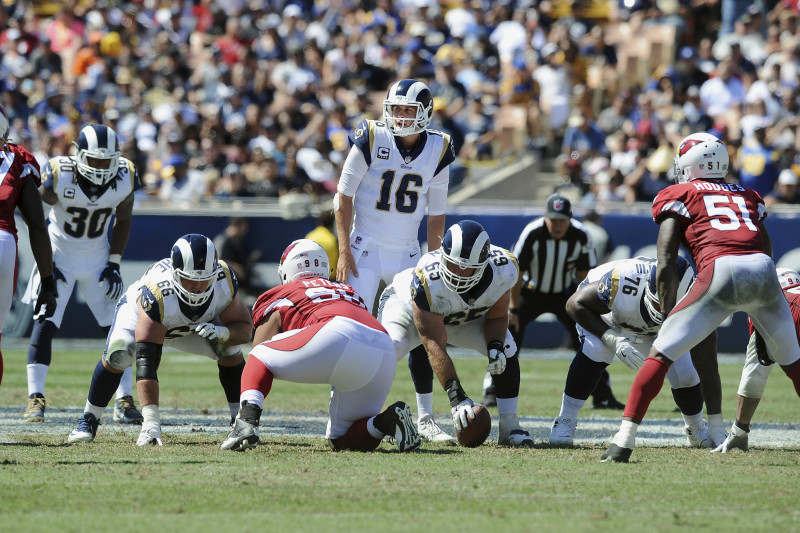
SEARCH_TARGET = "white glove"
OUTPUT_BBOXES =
[195,322,230,343]
[486,341,506,375]
[602,329,645,370]
[451,398,476,431]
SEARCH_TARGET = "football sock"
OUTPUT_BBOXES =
[27,320,56,366]
[734,420,750,433]
[671,383,704,418]
[494,355,520,398]
[612,420,638,449]
[416,392,434,419]
[564,352,607,401]
[496,396,518,417]
[87,359,123,411]
[115,366,135,398]
[408,345,433,394]
[218,359,246,404]
[26,363,48,397]
[240,357,274,397]
[558,393,586,420]
[622,356,669,423]
[239,390,265,410]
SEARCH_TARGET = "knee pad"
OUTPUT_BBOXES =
[105,349,134,371]
[135,342,162,381]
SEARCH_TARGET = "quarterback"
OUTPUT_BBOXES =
[379,220,534,447]
[22,124,141,424]
[68,234,252,446]
[550,256,723,447]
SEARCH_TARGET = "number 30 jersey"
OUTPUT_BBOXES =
[42,155,140,257]
[337,119,454,247]
[652,180,766,273]
[252,277,386,333]
[388,246,518,327]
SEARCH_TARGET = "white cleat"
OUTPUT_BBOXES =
[417,415,456,444]
[708,424,729,448]
[499,415,534,447]
[137,422,163,446]
[685,419,710,448]
[549,416,577,445]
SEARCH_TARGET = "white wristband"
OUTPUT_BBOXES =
[601,329,618,348]
[108,254,122,264]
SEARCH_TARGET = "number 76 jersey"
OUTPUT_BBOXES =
[652,180,766,273]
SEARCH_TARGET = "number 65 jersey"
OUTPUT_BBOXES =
[42,155,139,257]
[386,246,519,326]
[652,180,766,273]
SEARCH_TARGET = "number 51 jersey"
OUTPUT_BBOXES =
[389,246,518,326]
[42,155,139,257]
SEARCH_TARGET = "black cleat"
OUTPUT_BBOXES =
[600,443,633,463]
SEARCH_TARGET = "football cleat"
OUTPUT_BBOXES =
[136,422,163,446]
[600,443,633,463]
[708,423,729,448]
[68,413,100,443]
[685,420,710,448]
[375,401,421,452]
[498,415,534,447]
[113,395,143,424]
[23,396,46,423]
[221,418,260,451]
[417,415,456,444]
[549,416,577,445]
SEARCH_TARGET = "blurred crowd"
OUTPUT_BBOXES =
[2,0,800,212]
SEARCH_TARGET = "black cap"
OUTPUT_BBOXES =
[545,193,572,220]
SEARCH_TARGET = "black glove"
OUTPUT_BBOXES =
[754,329,774,366]
[99,261,123,300]
[34,274,58,322]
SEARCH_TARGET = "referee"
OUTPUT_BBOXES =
[484,193,624,409]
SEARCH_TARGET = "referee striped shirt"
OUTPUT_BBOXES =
[512,217,596,295]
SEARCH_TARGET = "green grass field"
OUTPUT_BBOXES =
[1,347,799,533]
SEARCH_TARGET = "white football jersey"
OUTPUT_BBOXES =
[388,245,518,326]
[121,258,238,340]
[584,257,676,336]
[42,155,138,257]
[338,120,453,248]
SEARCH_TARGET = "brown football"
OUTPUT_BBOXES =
[456,403,491,448]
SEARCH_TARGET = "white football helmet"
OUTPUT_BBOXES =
[439,220,491,293]
[643,256,694,325]
[278,239,329,283]
[777,268,800,290]
[673,132,728,183]
[383,79,433,136]
[170,234,222,307]
[0,104,9,151]
[75,124,121,186]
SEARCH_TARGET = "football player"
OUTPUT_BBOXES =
[68,234,253,446]
[602,133,800,463]
[0,105,57,388]
[378,220,534,447]
[713,268,800,453]
[22,124,142,424]
[335,78,457,443]
[550,256,724,447]
[222,239,420,452]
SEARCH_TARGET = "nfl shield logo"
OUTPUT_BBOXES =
[404,156,412,164]
[355,236,362,244]
[553,199,565,211]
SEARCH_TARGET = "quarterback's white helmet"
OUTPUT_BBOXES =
[75,124,121,186]
[170,233,222,307]
[383,79,433,136]
[673,132,728,183]
[777,268,800,290]
[643,256,694,325]
[439,220,491,294]
[278,239,329,283]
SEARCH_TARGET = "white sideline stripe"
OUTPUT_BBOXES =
[2,408,798,448]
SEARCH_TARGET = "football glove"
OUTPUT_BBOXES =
[195,322,230,343]
[98,261,124,301]
[601,329,645,370]
[486,340,506,375]
[711,425,749,453]
[451,398,476,431]
[34,274,58,322]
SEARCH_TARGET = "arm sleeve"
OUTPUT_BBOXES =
[337,145,370,197]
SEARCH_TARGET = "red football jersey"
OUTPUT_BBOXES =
[0,144,42,241]
[652,180,766,272]
[252,277,386,333]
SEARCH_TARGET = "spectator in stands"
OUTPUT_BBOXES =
[597,90,633,136]
[158,154,207,205]
[305,209,338,279]
[533,42,572,144]
[454,93,496,161]
[674,47,708,92]
[214,217,264,299]
[700,58,745,120]
[737,124,780,197]
[765,169,800,207]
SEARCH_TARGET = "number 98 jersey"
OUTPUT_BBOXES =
[42,155,139,257]
[388,246,519,326]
